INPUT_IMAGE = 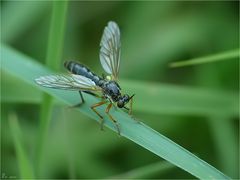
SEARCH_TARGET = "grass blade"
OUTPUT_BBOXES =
[209,116,238,178]
[35,1,68,175]
[1,45,230,179]
[169,49,239,68]
[112,161,175,179]
[121,80,238,117]
[195,64,238,178]
[8,112,35,179]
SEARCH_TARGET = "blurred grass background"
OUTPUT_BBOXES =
[1,1,239,179]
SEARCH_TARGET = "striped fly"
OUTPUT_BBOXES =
[35,21,134,135]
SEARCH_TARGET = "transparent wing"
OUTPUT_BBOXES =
[35,74,101,91]
[99,21,121,80]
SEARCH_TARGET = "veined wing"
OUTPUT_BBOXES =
[100,21,121,80]
[35,74,101,91]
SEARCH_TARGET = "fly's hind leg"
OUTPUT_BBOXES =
[91,101,107,130]
[106,103,120,135]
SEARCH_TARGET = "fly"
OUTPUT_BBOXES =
[35,21,135,135]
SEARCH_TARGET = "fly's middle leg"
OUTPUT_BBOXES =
[105,103,120,135]
[91,101,107,130]
[69,91,85,108]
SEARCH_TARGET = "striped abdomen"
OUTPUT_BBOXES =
[64,61,103,85]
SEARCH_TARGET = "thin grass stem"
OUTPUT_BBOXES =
[35,1,68,176]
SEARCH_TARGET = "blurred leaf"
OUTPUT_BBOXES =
[1,44,230,179]
[1,1,50,43]
[35,1,68,176]
[112,161,175,178]
[121,11,206,79]
[8,112,35,179]
[169,49,239,67]
[209,116,238,178]
[2,71,42,103]
[120,3,238,80]
[195,63,238,178]
[122,80,238,117]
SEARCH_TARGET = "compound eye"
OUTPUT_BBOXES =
[117,101,124,108]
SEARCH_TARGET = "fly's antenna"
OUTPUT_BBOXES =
[129,94,135,100]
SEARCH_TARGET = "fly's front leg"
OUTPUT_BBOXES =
[129,95,133,116]
[124,96,138,122]
[91,101,107,130]
[123,96,134,115]
[105,103,120,135]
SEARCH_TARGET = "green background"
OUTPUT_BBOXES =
[1,1,239,179]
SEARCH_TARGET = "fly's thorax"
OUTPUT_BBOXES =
[102,80,121,102]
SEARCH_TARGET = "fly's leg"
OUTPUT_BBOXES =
[123,96,133,115]
[70,91,103,109]
[124,96,139,122]
[70,91,85,108]
[91,101,107,130]
[105,103,120,135]
[129,95,133,115]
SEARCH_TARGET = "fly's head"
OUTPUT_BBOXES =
[104,81,134,108]
[117,94,135,108]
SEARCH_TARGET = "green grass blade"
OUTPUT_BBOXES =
[169,49,239,68]
[8,112,35,179]
[45,1,68,70]
[1,45,230,179]
[121,80,238,117]
[35,1,68,175]
[112,161,175,179]
[195,64,238,178]
[209,116,238,178]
